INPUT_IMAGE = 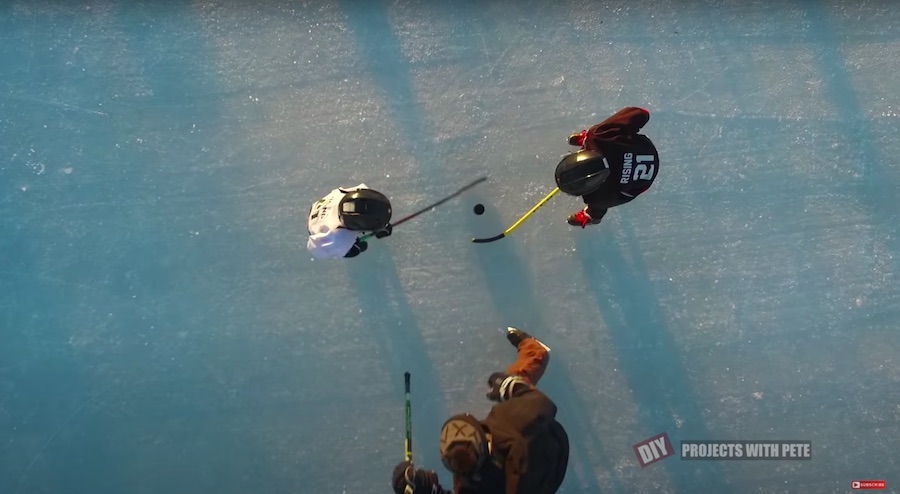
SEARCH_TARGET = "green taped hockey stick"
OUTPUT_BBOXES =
[404,371,412,462]
[400,371,414,494]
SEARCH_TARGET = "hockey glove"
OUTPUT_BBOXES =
[568,129,588,148]
[344,239,368,258]
[392,461,442,494]
[486,372,531,402]
[374,223,393,239]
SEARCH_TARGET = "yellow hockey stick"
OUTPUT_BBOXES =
[472,187,560,243]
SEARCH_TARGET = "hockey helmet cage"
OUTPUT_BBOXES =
[338,189,392,231]
[555,149,610,196]
[440,414,488,478]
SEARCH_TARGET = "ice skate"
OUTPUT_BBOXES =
[506,327,550,352]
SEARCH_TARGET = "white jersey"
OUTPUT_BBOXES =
[306,183,369,259]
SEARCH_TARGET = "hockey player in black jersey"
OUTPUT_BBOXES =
[557,107,660,228]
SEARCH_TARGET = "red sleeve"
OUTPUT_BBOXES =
[583,107,650,149]
[614,107,650,129]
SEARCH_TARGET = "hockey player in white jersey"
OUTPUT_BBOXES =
[306,184,393,259]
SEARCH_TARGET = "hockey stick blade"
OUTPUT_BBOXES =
[471,187,560,244]
[472,233,506,243]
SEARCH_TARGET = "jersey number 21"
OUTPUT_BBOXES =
[634,154,656,182]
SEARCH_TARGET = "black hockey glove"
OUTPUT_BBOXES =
[392,461,442,494]
[374,223,393,239]
[344,239,368,258]
[486,372,531,402]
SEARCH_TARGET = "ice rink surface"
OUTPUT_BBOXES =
[1,1,898,493]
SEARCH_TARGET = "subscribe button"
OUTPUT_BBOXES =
[852,480,886,490]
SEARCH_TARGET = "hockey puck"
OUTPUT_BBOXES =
[473,204,485,215]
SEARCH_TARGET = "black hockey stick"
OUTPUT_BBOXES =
[359,177,487,241]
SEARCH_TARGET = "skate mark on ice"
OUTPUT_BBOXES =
[13,387,107,494]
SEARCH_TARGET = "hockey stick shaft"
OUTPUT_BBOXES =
[359,177,487,241]
[393,177,488,228]
[404,371,412,462]
[472,187,560,243]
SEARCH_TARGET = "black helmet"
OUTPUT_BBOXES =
[440,414,487,478]
[554,150,610,196]
[338,189,392,231]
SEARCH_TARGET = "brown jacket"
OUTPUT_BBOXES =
[453,388,569,494]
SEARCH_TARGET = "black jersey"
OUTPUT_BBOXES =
[582,107,659,208]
